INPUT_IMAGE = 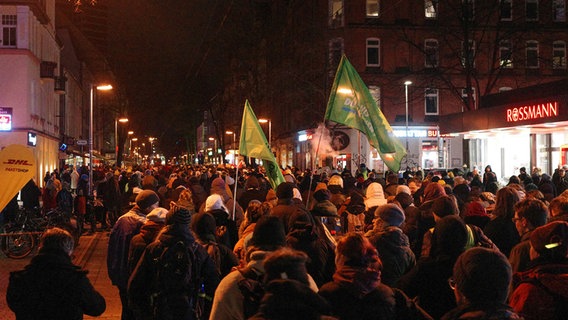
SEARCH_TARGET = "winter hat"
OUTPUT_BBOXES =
[432,215,468,258]
[135,190,160,211]
[465,201,488,217]
[530,221,568,259]
[245,176,260,189]
[146,207,168,223]
[365,182,387,209]
[431,195,458,218]
[347,191,366,214]
[166,207,192,225]
[211,177,226,190]
[394,192,414,209]
[525,183,538,192]
[265,189,278,202]
[276,182,295,200]
[313,184,331,202]
[374,204,405,227]
[191,212,217,239]
[205,194,228,213]
[173,189,195,212]
[314,183,327,193]
[328,175,344,188]
[249,216,286,251]
[453,247,511,303]
[80,174,89,181]
[396,185,411,196]
[263,248,310,285]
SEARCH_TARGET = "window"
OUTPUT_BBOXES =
[526,41,539,68]
[461,40,475,68]
[366,38,380,67]
[463,0,475,21]
[553,41,566,69]
[526,0,539,21]
[425,88,439,115]
[367,0,379,17]
[500,0,512,20]
[553,0,566,22]
[1,14,17,48]
[328,38,344,76]
[499,40,513,68]
[425,0,438,19]
[424,39,439,68]
[329,0,344,27]
[461,87,477,109]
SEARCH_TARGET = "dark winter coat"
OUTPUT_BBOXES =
[127,220,165,274]
[128,224,220,320]
[271,198,310,235]
[483,216,520,257]
[367,226,416,287]
[442,303,521,320]
[7,249,106,320]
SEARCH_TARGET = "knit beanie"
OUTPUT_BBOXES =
[146,207,168,223]
[394,192,413,209]
[374,204,405,227]
[135,190,160,211]
[530,221,568,259]
[263,248,310,285]
[249,216,286,251]
[276,182,295,200]
[431,195,458,218]
[464,201,488,217]
[166,206,192,225]
[396,185,411,195]
[205,194,228,213]
[347,191,366,214]
[191,212,217,239]
[453,247,511,303]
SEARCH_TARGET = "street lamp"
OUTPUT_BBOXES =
[208,137,218,164]
[131,137,138,163]
[149,137,156,164]
[226,130,236,165]
[89,83,113,197]
[258,118,271,145]
[404,80,412,168]
[115,117,128,167]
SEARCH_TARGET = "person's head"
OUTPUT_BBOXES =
[432,215,468,258]
[247,215,286,254]
[175,188,195,212]
[205,194,228,213]
[245,200,271,223]
[39,227,74,256]
[513,198,549,235]
[451,247,512,305]
[191,212,217,241]
[431,195,459,220]
[263,248,310,286]
[529,221,568,262]
[276,182,295,200]
[374,203,405,229]
[493,186,520,220]
[245,176,260,190]
[548,196,568,218]
[265,189,278,206]
[135,189,160,214]
[423,182,447,202]
[146,207,168,225]
[335,232,382,272]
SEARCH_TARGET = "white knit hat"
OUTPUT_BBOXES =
[205,194,228,213]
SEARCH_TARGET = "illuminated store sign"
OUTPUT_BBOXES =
[506,101,558,122]
[0,107,12,131]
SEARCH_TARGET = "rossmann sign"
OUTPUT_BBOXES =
[506,102,558,122]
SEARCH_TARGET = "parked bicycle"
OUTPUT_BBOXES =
[1,207,79,259]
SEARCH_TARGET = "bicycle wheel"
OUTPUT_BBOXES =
[1,230,35,259]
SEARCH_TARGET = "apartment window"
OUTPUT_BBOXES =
[366,38,380,67]
[500,0,512,20]
[1,14,17,48]
[553,0,566,22]
[461,87,477,109]
[329,0,344,27]
[425,0,438,19]
[499,40,513,68]
[424,39,439,68]
[425,88,439,115]
[463,0,475,21]
[553,41,566,69]
[526,41,539,68]
[461,40,475,68]
[526,0,539,21]
[366,0,379,17]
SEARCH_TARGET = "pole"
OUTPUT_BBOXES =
[114,118,118,166]
[89,86,94,197]
[268,120,272,146]
[233,133,236,166]
[404,80,412,170]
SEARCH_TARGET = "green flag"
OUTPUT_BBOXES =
[325,55,406,172]
[239,100,285,189]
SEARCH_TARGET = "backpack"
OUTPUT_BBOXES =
[153,240,203,320]
[519,276,568,320]
[237,267,265,319]
[347,212,366,233]
[203,242,221,276]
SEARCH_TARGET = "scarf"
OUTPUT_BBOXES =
[333,264,381,297]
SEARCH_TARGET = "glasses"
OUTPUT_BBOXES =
[448,277,457,290]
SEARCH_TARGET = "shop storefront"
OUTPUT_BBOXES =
[439,79,568,183]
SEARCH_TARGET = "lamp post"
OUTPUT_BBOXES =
[258,118,271,145]
[115,117,128,167]
[404,80,412,169]
[149,137,156,164]
[226,130,236,165]
[131,137,138,164]
[89,84,113,197]
[208,137,217,164]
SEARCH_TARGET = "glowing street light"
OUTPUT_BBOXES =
[89,83,113,196]
[258,118,271,146]
[226,130,237,165]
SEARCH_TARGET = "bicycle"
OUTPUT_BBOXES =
[1,207,79,259]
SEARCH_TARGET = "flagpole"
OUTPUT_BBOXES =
[232,166,238,221]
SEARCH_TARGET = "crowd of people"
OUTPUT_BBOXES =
[6,161,568,319]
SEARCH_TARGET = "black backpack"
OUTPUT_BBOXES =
[237,267,265,319]
[153,240,203,320]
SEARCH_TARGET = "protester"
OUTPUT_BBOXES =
[484,186,521,257]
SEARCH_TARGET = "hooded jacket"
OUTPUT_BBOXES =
[209,177,244,228]
[365,182,388,210]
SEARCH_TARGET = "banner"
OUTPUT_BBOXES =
[0,144,36,212]
[239,100,285,189]
[325,55,406,172]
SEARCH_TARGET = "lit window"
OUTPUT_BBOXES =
[425,0,438,19]
[425,39,439,68]
[366,38,380,67]
[499,40,513,68]
[461,40,475,68]
[367,0,379,17]
[526,0,539,21]
[1,15,17,48]
[553,41,566,69]
[553,0,566,22]
[329,0,344,27]
[500,0,512,20]
[462,87,476,109]
[526,41,539,68]
[425,88,439,115]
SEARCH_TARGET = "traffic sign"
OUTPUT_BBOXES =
[76,139,87,146]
